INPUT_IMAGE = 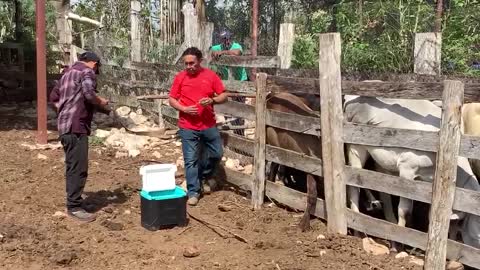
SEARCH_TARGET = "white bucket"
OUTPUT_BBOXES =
[140,164,177,192]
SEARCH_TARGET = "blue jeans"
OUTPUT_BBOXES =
[179,127,223,198]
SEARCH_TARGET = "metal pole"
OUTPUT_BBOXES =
[36,0,48,144]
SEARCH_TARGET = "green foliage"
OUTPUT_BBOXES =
[89,136,106,146]
[290,0,480,76]
[292,35,318,69]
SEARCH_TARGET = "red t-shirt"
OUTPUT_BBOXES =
[169,68,225,130]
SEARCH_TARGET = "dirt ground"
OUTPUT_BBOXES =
[0,103,422,270]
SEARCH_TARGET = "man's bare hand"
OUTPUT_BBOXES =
[182,105,199,115]
[211,51,223,58]
[98,97,109,106]
[199,97,214,106]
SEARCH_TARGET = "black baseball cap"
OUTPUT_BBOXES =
[219,29,232,39]
[78,51,101,65]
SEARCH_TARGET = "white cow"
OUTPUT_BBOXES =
[462,103,480,178]
[343,95,480,250]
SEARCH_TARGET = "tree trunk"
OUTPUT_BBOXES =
[434,0,443,32]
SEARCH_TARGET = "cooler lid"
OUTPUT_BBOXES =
[140,186,187,200]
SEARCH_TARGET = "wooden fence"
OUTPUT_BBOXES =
[210,34,480,270]
[97,29,480,269]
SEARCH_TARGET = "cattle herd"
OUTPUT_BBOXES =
[263,89,480,253]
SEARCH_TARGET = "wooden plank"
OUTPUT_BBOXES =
[211,55,280,68]
[266,110,320,136]
[266,146,323,177]
[345,166,480,217]
[220,132,323,177]
[425,80,464,270]
[215,101,255,121]
[319,33,347,234]
[346,210,480,269]
[266,181,326,219]
[252,73,268,209]
[220,132,254,155]
[266,75,480,102]
[345,123,480,160]
[344,123,438,153]
[223,167,252,191]
[277,23,295,69]
[222,80,256,93]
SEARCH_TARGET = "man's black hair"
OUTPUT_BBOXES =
[182,47,203,60]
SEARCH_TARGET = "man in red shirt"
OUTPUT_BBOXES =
[169,47,228,206]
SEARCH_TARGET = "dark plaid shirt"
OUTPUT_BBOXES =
[49,62,100,136]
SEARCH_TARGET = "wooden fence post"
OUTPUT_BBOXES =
[414,32,442,75]
[319,33,348,235]
[424,80,464,270]
[277,23,295,69]
[252,73,268,209]
[130,0,142,63]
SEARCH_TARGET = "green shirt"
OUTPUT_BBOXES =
[210,42,248,81]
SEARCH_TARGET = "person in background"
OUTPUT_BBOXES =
[210,29,248,136]
[49,51,111,222]
[169,47,228,206]
[210,29,248,82]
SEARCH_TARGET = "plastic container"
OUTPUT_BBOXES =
[140,186,188,230]
[139,164,177,192]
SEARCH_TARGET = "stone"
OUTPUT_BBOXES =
[174,141,182,147]
[243,164,253,175]
[225,158,240,170]
[94,129,111,138]
[136,108,143,115]
[0,233,4,242]
[183,246,200,258]
[37,153,48,160]
[319,250,327,256]
[409,256,424,267]
[115,151,128,159]
[101,220,124,231]
[124,210,131,215]
[395,251,409,259]
[446,261,464,270]
[362,237,390,256]
[128,149,141,158]
[218,204,233,212]
[176,157,184,168]
[129,112,148,125]
[53,211,67,218]
[316,234,326,241]
[152,151,162,159]
[116,106,131,117]
[52,250,76,265]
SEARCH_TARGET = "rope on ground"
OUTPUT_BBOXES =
[187,210,249,244]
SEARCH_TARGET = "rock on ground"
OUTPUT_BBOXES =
[183,246,200,258]
[362,237,389,256]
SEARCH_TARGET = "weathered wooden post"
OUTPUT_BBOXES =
[277,23,295,69]
[52,0,72,65]
[414,33,442,75]
[424,80,464,270]
[130,0,142,63]
[319,33,348,235]
[251,73,268,209]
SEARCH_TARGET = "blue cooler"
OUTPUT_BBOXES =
[140,186,188,231]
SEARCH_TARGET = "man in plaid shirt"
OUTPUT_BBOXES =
[50,51,110,222]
